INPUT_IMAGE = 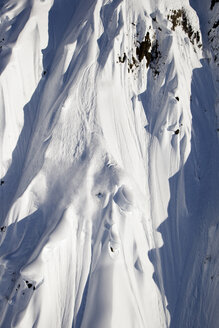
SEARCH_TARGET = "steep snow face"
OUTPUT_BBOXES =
[0,0,219,327]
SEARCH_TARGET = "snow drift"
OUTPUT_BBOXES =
[0,0,219,327]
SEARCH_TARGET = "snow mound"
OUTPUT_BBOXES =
[0,0,219,327]
[113,185,134,212]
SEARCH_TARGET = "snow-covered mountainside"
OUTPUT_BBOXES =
[0,0,218,327]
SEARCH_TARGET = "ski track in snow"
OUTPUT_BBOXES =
[0,0,219,327]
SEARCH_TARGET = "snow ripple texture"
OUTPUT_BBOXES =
[0,0,219,327]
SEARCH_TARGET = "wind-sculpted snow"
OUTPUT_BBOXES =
[0,0,219,327]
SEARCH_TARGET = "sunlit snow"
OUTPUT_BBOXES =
[0,0,219,327]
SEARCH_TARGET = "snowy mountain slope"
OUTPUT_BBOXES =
[0,0,218,327]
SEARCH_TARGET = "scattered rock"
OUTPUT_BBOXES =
[174,129,180,135]
[136,32,151,67]
[213,20,219,29]
[210,0,219,10]
[167,8,201,46]
[182,11,194,42]
[0,226,6,232]
[118,53,127,63]
[96,192,103,198]
[150,39,161,75]
[175,96,179,101]
[25,280,35,289]
[169,9,182,31]
[127,56,139,71]
[204,255,212,264]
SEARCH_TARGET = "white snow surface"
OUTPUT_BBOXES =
[0,0,219,327]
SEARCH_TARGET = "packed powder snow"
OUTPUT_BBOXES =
[0,0,219,327]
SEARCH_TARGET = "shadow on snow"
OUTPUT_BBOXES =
[141,57,219,327]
